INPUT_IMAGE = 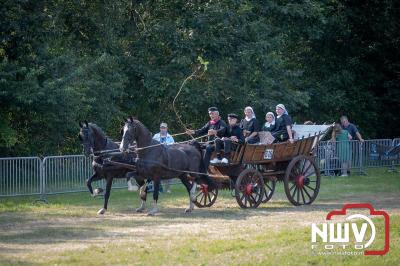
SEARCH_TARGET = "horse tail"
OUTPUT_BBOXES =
[190,140,216,190]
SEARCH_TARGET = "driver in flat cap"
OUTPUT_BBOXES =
[211,113,244,164]
[186,107,228,170]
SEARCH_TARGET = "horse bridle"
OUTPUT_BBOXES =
[122,121,137,148]
[80,126,95,154]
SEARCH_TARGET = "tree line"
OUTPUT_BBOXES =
[1,0,399,156]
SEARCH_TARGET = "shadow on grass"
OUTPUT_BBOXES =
[0,225,106,244]
[0,257,42,266]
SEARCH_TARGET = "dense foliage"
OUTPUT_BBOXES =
[1,0,399,156]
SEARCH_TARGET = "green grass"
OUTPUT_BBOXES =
[0,168,399,265]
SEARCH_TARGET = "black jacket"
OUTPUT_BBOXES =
[228,125,245,144]
[195,119,228,140]
[262,122,276,132]
[239,118,260,136]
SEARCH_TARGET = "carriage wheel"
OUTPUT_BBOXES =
[235,168,265,208]
[193,183,218,208]
[261,179,276,203]
[284,155,321,206]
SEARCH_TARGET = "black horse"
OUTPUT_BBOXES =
[79,121,142,215]
[119,117,214,215]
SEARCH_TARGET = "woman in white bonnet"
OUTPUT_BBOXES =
[271,104,294,143]
[239,106,260,144]
[262,112,276,132]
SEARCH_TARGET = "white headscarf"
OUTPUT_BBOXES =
[276,104,288,117]
[244,106,256,121]
[265,112,275,126]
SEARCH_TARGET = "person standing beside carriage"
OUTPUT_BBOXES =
[271,104,294,143]
[185,107,228,170]
[153,122,175,193]
[340,115,364,142]
[240,106,260,144]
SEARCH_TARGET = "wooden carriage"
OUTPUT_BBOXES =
[193,125,332,209]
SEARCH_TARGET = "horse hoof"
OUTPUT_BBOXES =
[184,208,193,213]
[136,207,145,213]
[97,208,106,215]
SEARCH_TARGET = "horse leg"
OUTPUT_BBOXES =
[136,179,147,212]
[98,177,113,215]
[148,178,160,216]
[181,177,196,213]
[86,173,97,196]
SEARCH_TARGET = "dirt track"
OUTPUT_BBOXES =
[1,191,398,263]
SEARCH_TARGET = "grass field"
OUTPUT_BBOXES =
[0,168,399,265]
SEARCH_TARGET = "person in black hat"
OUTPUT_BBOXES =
[211,113,245,164]
[186,107,228,170]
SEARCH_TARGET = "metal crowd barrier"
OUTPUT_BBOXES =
[316,139,400,176]
[0,157,42,197]
[1,138,399,198]
[42,155,130,195]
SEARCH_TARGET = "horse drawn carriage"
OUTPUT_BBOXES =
[80,119,332,215]
[193,125,332,209]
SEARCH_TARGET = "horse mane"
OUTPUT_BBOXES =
[131,119,153,136]
[88,123,108,140]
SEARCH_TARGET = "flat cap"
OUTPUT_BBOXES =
[208,107,218,112]
[227,113,239,119]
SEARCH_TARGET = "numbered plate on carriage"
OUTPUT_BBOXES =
[263,149,274,160]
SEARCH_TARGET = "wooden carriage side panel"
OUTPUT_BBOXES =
[299,136,316,156]
[297,137,306,156]
[272,143,287,160]
[242,142,298,164]
[230,146,238,163]
[240,135,324,164]
[242,144,255,162]
[248,145,267,162]
[278,142,298,160]
[242,144,267,162]
[304,136,316,155]
[292,140,302,156]
[231,144,245,164]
